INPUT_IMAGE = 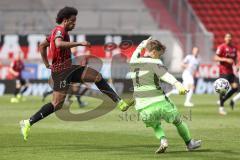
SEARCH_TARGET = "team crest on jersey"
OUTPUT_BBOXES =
[56,30,63,38]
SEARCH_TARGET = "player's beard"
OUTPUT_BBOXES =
[69,25,75,31]
[66,25,75,31]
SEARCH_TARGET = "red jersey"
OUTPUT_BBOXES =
[216,43,237,74]
[11,59,24,78]
[47,26,72,72]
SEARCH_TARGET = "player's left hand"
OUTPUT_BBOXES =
[174,82,188,95]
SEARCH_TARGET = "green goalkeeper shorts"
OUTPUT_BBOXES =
[139,97,180,128]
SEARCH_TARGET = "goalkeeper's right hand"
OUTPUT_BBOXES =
[174,81,188,95]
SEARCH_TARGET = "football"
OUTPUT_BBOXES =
[213,78,230,94]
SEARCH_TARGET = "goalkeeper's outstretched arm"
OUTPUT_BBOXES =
[160,72,188,95]
[130,37,152,63]
[152,64,188,95]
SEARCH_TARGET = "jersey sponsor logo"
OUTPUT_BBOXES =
[196,64,219,78]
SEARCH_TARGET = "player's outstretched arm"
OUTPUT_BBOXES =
[39,39,51,68]
[160,72,188,95]
[55,37,90,49]
[130,37,152,63]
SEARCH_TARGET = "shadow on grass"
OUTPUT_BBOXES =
[2,143,238,155]
[2,131,240,158]
[1,141,240,160]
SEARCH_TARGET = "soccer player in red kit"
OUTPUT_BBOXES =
[42,49,90,107]
[19,7,134,141]
[9,52,28,103]
[214,33,238,115]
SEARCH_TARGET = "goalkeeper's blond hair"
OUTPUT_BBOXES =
[146,40,166,55]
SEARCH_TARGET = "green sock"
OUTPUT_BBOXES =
[175,121,191,144]
[153,124,165,140]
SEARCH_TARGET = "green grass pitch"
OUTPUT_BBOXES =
[0,94,240,160]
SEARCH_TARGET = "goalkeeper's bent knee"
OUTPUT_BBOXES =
[173,116,182,126]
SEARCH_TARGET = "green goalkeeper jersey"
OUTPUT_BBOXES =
[129,56,168,110]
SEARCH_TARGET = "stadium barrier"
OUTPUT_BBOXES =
[0,78,220,96]
[0,33,214,73]
[0,34,149,61]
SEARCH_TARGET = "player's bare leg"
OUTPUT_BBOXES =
[80,67,134,111]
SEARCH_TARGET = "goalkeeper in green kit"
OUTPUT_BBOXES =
[129,37,201,153]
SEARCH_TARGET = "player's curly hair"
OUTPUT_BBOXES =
[56,7,78,24]
[146,40,166,54]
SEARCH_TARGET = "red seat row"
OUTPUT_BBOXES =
[189,0,240,4]
[189,0,240,49]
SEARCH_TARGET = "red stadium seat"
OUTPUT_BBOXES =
[189,0,240,49]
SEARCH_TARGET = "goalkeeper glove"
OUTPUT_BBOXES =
[139,37,152,50]
[174,81,188,95]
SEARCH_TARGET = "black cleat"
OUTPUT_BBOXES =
[230,100,235,110]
